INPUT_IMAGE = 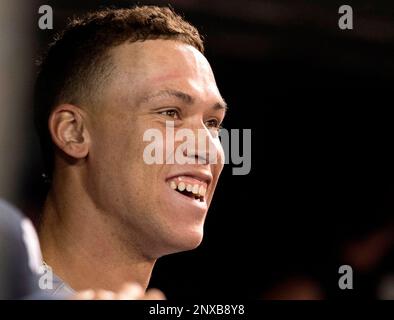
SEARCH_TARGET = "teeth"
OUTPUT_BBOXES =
[199,185,206,197]
[169,179,207,200]
[178,182,186,192]
[192,184,199,194]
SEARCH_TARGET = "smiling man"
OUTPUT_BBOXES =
[34,6,226,297]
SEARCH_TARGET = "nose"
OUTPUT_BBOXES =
[183,140,207,164]
[181,122,224,165]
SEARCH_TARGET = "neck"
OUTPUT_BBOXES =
[38,171,156,292]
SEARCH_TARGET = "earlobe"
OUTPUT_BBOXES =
[48,104,90,159]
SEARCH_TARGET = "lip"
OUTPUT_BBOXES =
[165,170,212,213]
[166,170,213,187]
[167,182,208,211]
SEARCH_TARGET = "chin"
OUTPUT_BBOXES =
[160,227,204,256]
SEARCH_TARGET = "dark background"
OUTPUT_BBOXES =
[21,0,394,299]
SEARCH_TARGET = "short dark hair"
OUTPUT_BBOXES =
[34,5,204,178]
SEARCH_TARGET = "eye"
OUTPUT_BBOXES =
[159,109,180,120]
[205,119,223,130]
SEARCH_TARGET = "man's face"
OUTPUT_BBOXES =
[85,40,226,258]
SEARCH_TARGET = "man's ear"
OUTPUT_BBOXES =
[48,104,90,159]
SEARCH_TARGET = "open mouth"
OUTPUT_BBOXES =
[168,176,207,203]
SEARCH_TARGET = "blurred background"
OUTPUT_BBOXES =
[1,0,393,299]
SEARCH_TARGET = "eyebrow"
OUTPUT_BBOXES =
[140,89,228,113]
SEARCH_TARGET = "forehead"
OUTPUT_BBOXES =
[109,39,221,103]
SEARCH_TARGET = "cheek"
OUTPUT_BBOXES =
[95,116,144,160]
[88,126,141,199]
[211,162,224,190]
[211,138,225,170]
[209,142,225,195]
